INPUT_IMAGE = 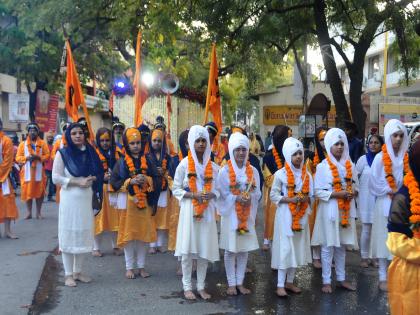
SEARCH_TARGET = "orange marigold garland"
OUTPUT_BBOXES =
[285,163,310,231]
[313,148,320,167]
[125,154,148,209]
[227,160,256,234]
[161,155,168,190]
[272,146,283,170]
[326,156,353,228]
[96,148,120,171]
[404,170,420,238]
[382,144,409,193]
[188,151,213,220]
[27,138,42,168]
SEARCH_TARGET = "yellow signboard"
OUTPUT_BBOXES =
[263,105,336,126]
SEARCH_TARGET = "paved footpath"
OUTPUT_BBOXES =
[1,198,391,315]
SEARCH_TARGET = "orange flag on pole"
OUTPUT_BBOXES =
[133,31,148,127]
[203,43,222,135]
[65,40,95,142]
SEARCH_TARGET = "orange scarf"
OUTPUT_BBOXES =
[326,156,353,227]
[188,151,213,220]
[125,154,148,209]
[228,160,256,234]
[285,163,310,231]
[404,170,420,238]
[382,144,409,193]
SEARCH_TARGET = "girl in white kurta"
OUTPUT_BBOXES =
[311,128,359,293]
[369,119,409,291]
[173,125,220,300]
[355,134,383,267]
[52,123,104,287]
[270,137,313,297]
[216,132,260,296]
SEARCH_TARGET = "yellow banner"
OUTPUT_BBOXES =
[263,105,336,126]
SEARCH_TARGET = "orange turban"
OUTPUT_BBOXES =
[151,129,163,141]
[319,130,327,141]
[126,128,141,143]
[100,132,110,140]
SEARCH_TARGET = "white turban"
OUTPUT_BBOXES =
[282,137,304,172]
[228,132,250,183]
[187,125,211,175]
[384,119,409,165]
[324,128,349,166]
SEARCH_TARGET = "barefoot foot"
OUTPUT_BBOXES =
[139,268,150,278]
[337,281,356,291]
[245,267,253,274]
[148,247,157,254]
[73,273,92,283]
[313,259,322,269]
[92,250,103,257]
[276,287,288,297]
[262,244,270,251]
[113,248,123,256]
[237,285,251,295]
[24,214,32,220]
[65,276,77,287]
[6,233,18,239]
[285,283,302,294]
[198,289,211,300]
[226,286,237,296]
[322,284,333,293]
[126,269,136,279]
[184,290,196,300]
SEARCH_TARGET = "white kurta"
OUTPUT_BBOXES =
[173,158,220,262]
[216,165,260,253]
[355,155,376,224]
[270,168,313,269]
[310,160,359,249]
[52,151,94,254]
[369,152,400,260]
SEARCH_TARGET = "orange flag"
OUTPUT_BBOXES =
[203,43,222,136]
[109,90,115,114]
[65,40,95,142]
[133,31,148,127]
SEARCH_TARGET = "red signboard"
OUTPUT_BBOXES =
[35,90,59,133]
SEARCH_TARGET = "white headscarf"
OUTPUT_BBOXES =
[228,132,250,184]
[187,125,212,176]
[324,128,350,167]
[282,137,304,174]
[384,119,409,165]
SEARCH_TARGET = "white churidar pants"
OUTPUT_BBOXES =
[321,245,346,284]
[224,251,249,287]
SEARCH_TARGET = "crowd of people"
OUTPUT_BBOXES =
[1,115,419,313]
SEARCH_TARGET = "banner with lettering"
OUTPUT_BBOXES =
[35,90,59,133]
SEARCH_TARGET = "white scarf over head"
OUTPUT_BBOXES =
[23,137,43,182]
[282,137,304,175]
[187,125,212,177]
[384,119,409,168]
[228,132,250,185]
[0,137,10,195]
[324,128,350,167]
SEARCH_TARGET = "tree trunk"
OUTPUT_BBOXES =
[348,49,368,138]
[313,0,350,128]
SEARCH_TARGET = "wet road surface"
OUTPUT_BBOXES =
[4,200,390,314]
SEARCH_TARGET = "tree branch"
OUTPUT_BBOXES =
[329,37,352,70]
[268,33,305,55]
[267,2,314,14]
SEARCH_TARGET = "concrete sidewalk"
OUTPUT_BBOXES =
[0,198,58,315]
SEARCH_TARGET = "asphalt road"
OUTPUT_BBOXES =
[0,197,390,315]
